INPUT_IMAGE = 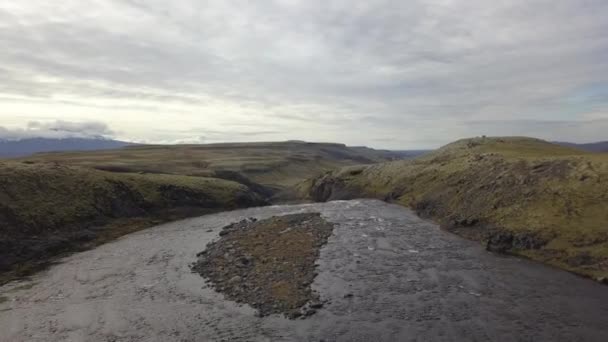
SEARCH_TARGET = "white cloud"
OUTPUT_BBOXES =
[0,0,607,148]
[0,120,114,140]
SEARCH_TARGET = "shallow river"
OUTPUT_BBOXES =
[1,200,608,341]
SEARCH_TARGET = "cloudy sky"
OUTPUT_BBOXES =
[1,0,607,148]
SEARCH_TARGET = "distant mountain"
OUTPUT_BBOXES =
[554,141,608,153]
[0,138,132,158]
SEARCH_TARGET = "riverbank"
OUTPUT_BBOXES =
[2,200,607,341]
[302,137,608,282]
[0,161,266,284]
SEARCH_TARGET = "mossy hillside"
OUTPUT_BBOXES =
[0,162,261,232]
[0,161,266,280]
[305,137,608,281]
[16,141,403,190]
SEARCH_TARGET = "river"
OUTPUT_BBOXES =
[1,200,607,341]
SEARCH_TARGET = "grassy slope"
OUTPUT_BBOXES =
[0,161,265,281]
[304,137,608,281]
[18,141,398,190]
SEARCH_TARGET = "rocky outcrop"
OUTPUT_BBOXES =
[307,172,364,202]
[486,232,548,253]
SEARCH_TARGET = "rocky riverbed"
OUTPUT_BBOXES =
[1,200,608,341]
[191,213,333,318]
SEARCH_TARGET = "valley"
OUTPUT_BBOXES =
[1,136,607,341]
[0,141,407,283]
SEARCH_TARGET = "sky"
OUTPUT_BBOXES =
[1,0,607,149]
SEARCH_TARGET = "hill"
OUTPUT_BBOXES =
[302,137,608,282]
[554,141,608,153]
[16,141,413,198]
[0,137,132,158]
[0,161,265,282]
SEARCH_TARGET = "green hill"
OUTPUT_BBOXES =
[15,141,407,199]
[0,161,265,282]
[303,137,608,282]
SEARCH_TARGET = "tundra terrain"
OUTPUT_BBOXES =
[302,137,608,281]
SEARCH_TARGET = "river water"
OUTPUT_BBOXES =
[1,200,607,341]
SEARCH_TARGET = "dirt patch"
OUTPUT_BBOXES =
[191,213,334,319]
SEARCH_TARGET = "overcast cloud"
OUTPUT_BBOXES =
[1,0,607,148]
[0,120,114,140]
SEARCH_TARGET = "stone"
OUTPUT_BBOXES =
[309,301,324,309]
